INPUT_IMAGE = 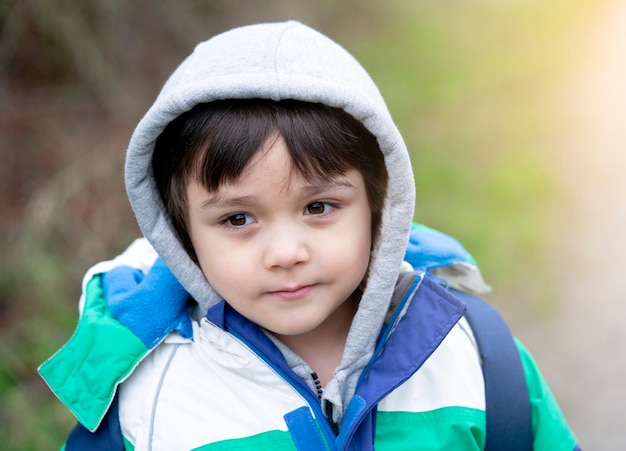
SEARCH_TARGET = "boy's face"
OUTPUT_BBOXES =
[186,135,372,340]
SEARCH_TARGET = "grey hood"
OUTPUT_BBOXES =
[125,21,416,419]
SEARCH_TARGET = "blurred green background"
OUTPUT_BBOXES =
[0,0,612,449]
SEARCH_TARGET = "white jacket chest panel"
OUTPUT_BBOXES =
[378,317,485,413]
[119,318,310,451]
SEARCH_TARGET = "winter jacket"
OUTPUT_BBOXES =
[40,236,577,450]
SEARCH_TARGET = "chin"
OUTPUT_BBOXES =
[269,322,318,338]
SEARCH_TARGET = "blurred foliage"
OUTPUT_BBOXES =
[351,0,596,298]
[0,0,597,448]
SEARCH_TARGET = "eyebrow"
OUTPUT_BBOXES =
[199,178,356,210]
[200,194,257,210]
[300,178,356,197]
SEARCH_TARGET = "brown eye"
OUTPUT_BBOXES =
[306,202,327,215]
[227,214,250,226]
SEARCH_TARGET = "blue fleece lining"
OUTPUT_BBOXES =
[103,259,193,348]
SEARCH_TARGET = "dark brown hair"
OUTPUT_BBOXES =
[152,99,388,258]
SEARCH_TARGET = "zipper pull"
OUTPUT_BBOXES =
[311,372,323,399]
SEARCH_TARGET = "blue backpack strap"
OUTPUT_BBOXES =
[65,392,125,450]
[451,289,533,451]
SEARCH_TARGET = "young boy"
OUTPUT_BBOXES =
[39,21,579,450]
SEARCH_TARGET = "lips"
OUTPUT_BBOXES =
[266,284,316,300]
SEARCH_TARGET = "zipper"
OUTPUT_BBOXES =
[324,400,340,435]
[312,373,339,436]
[226,327,338,446]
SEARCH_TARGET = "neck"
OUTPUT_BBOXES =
[274,297,357,386]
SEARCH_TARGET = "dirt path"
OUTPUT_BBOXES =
[518,1,626,448]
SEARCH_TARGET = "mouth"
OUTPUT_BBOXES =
[266,284,316,301]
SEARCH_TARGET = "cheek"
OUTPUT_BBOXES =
[189,230,246,299]
[355,231,374,274]
[200,260,250,306]
[197,244,248,295]
[330,217,372,277]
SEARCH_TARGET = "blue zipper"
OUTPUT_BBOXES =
[226,327,338,449]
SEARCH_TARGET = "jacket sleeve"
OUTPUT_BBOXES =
[515,339,581,450]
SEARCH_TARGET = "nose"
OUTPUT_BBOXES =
[263,224,310,269]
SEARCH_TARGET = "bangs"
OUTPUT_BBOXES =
[192,100,361,191]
